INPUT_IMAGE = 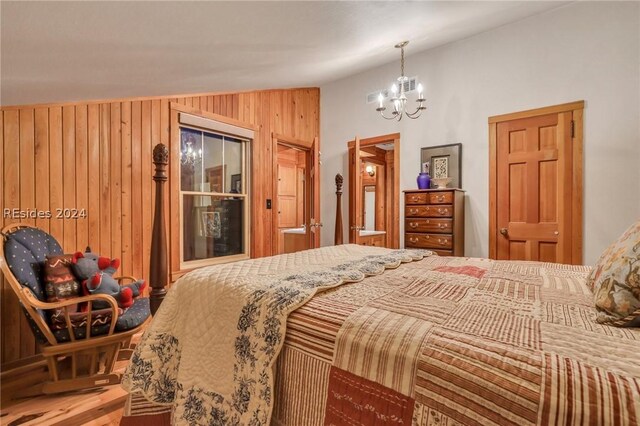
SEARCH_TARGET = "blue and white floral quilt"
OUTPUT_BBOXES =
[121,244,429,425]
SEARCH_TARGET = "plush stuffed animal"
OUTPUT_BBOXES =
[71,247,146,310]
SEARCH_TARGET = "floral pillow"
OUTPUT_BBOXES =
[588,220,640,327]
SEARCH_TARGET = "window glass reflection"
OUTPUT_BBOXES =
[182,195,244,261]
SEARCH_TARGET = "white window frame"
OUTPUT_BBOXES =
[178,113,253,269]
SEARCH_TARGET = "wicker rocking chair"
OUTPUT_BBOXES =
[0,224,151,397]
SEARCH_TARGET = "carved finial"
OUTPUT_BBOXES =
[153,143,169,165]
[335,173,343,193]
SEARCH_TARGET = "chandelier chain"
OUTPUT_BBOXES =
[400,46,405,77]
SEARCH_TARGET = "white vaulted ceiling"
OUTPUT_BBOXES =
[1,1,568,106]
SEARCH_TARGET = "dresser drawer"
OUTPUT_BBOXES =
[428,191,453,205]
[405,218,452,233]
[405,193,428,205]
[432,249,453,257]
[405,205,453,218]
[406,233,453,249]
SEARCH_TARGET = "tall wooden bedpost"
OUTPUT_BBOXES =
[150,143,169,315]
[335,174,343,245]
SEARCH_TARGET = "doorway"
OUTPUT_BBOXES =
[348,133,400,248]
[488,101,583,264]
[272,133,321,254]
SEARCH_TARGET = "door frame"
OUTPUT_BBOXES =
[488,101,584,264]
[347,133,400,248]
[271,133,320,254]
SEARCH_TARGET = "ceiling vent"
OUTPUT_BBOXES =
[366,76,418,104]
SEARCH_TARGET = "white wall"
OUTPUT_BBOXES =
[320,1,640,265]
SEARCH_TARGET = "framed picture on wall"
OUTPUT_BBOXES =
[230,174,241,193]
[201,211,221,238]
[420,143,462,188]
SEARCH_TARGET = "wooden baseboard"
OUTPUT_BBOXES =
[1,353,45,374]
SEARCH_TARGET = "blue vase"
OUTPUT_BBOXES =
[417,172,431,189]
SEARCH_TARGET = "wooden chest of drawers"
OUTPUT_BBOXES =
[404,189,464,256]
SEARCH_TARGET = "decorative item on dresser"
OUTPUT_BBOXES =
[417,160,431,189]
[420,143,462,189]
[404,188,464,256]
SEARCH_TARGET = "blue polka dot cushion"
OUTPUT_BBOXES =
[54,297,150,343]
[4,227,63,332]
[4,226,150,343]
[4,227,63,300]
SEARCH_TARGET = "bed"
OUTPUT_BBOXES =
[121,144,640,425]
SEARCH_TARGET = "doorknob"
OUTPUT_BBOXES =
[500,228,508,237]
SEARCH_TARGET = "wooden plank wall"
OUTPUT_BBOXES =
[0,88,320,367]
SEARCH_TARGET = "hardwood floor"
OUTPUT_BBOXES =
[1,385,127,426]
[0,332,143,426]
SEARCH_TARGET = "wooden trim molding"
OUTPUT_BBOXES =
[272,133,314,150]
[347,133,401,148]
[171,102,259,132]
[488,101,584,124]
[179,113,255,140]
[571,108,584,263]
[0,86,320,111]
[488,122,498,260]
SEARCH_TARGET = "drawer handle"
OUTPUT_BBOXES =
[438,223,446,229]
[438,208,446,215]
[411,196,419,201]
[409,208,418,215]
[409,222,418,228]
[436,195,445,202]
[438,239,445,245]
[409,237,418,243]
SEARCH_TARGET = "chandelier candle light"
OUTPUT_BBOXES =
[180,136,202,167]
[376,41,426,121]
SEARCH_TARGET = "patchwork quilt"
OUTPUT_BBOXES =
[121,245,428,425]
[272,254,640,425]
[122,246,640,425]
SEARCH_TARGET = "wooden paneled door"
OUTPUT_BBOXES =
[272,134,321,254]
[489,101,583,264]
[277,163,298,228]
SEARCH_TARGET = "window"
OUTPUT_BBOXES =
[179,123,251,267]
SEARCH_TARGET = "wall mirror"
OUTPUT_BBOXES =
[363,185,376,230]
